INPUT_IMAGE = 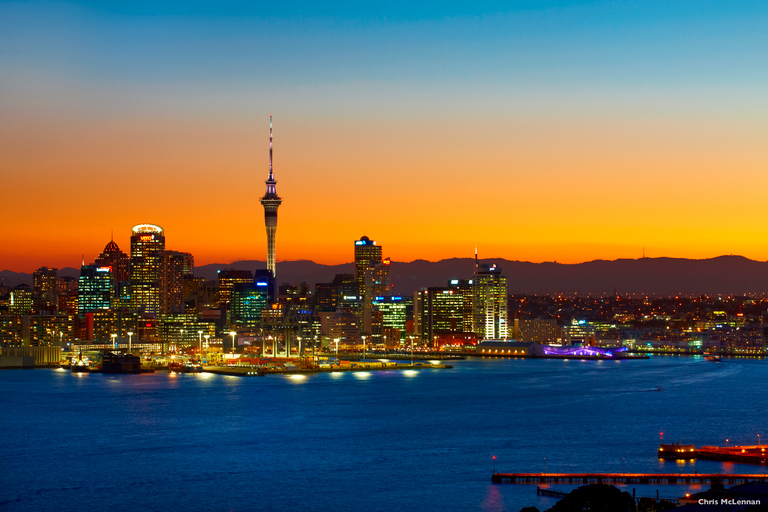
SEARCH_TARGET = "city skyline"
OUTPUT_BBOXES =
[3,1,768,272]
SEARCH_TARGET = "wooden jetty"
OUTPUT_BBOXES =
[492,472,768,485]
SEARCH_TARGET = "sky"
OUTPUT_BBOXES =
[1,1,767,272]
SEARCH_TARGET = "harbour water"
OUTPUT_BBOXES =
[1,355,767,511]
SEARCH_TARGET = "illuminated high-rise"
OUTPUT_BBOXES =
[161,250,193,314]
[95,238,130,283]
[354,236,382,285]
[260,115,282,278]
[472,261,508,340]
[78,265,113,317]
[130,224,165,315]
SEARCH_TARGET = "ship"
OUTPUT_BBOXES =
[658,442,697,459]
[71,351,90,373]
[100,351,141,374]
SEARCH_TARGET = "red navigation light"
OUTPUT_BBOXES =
[492,456,496,460]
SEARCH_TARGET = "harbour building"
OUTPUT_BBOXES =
[130,224,165,315]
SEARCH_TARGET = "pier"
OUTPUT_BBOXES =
[492,473,768,485]
[659,442,768,465]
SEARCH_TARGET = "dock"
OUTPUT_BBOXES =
[659,442,768,465]
[201,362,452,377]
[492,473,768,485]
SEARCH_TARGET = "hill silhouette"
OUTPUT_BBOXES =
[3,255,767,296]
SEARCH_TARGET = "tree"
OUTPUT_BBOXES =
[545,484,635,512]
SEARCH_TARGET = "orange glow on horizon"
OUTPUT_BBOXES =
[4,110,768,272]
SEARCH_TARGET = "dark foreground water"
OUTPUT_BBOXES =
[1,355,768,512]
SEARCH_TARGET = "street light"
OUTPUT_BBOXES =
[334,338,340,358]
[297,336,302,357]
[111,333,117,349]
[409,336,414,366]
[362,335,366,364]
[229,331,237,356]
[127,331,134,353]
[197,330,203,361]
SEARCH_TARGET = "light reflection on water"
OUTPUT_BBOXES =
[0,356,767,512]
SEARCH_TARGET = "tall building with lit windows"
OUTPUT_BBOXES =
[161,250,193,314]
[78,265,113,317]
[472,262,508,340]
[95,239,130,283]
[130,224,165,315]
[354,236,382,285]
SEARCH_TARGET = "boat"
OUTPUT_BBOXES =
[705,353,722,362]
[658,442,697,459]
[100,351,141,374]
[169,361,202,373]
[71,351,90,373]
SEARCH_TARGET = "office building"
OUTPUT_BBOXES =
[161,250,193,314]
[32,267,58,312]
[78,265,113,317]
[130,223,165,315]
[95,238,130,283]
[472,262,508,340]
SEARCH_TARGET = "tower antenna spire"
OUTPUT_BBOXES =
[269,113,273,179]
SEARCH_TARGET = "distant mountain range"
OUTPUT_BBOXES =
[3,255,768,296]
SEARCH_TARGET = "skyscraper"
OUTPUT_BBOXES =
[78,265,113,317]
[354,236,382,285]
[260,114,282,278]
[472,262,508,340]
[95,238,130,283]
[161,250,194,314]
[130,223,165,315]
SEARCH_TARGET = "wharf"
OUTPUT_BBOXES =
[202,362,452,377]
[492,472,768,485]
[660,443,768,465]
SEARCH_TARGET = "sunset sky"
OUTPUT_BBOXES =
[2,1,767,272]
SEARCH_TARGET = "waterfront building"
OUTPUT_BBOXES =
[130,224,165,315]
[514,318,559,344]
[77,265,113,317]
[156,314,215,349]
[476,340,543,356]
[328,308,362,350]
[561,320,596,346]
[161,250,194,314]
[372,296,408,346]
[472,262,508,340]
[416,286,467,348]
[260,115,282,279]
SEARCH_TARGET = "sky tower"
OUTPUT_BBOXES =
[260,114,282,278]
